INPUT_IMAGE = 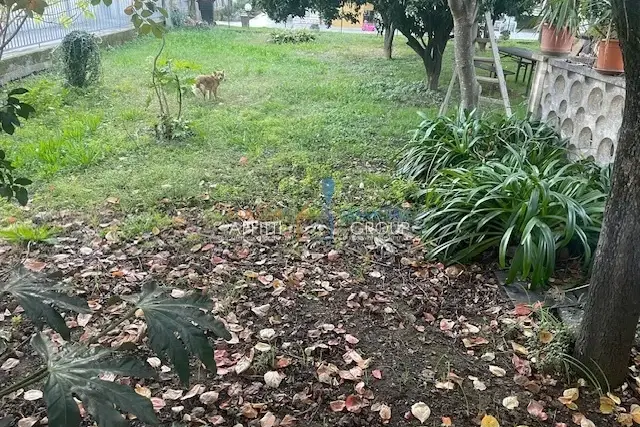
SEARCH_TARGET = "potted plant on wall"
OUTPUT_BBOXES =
[585,0,623,74]
[538,0,582,56]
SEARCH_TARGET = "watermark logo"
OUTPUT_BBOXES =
[321,177,335,241]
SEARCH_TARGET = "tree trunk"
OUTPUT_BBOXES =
[448,0,479,111]
[423,54,442,91]
[404,28,450,91]
[383,22,394,60]
[574,0,640,388]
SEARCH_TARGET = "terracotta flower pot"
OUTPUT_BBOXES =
[540,24,575,56]
[595,39,624,75]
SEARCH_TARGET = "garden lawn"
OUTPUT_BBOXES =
[0,28,626,427]
[1,27,531,229]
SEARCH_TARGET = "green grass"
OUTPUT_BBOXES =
[0,28,534,222]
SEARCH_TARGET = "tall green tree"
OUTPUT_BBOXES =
[574,0,640,387]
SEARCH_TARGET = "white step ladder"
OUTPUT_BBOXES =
[440,11,512,116]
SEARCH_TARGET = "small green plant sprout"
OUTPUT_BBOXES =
[0,222,59,245]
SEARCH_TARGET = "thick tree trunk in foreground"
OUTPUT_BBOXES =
[383,22,394,60]
[574,0,640,388]
[448,0,479,111]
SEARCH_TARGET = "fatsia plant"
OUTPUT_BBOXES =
[0,269,89,340]
[0,278,230,426]
[32,335,157,427]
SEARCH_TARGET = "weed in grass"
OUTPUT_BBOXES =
[0,223,59,245]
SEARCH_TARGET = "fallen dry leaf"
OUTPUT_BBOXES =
[441,417,453,426]
[439,319,455,331]
[199,391,219,406]
[264,371,284,388]
[538,330,554,344]
[251,304,270,317]
[462,337,489,348]
[608,392,621,405]
[23,389,43,401]
[558,388,579,410]
[502,396,519,410]
[162,389,183,400]
[511,341,528,355]
[330,400,346,412]
[481,352,496,362]
[255,342,272,352]
[151,397,166,412]
[618,413,633,427]
[527,400,548,421]
[600,396,616,414]
[181,384,204,400]
[631,404,640,423]
[480,415,500,427]
[17,417,38,427]
[77,313,92,327]
[235,349,254,374]
[147,357,161,368]
[135,385,151,398]
[379,404,391,423]
[260,412,277,427]
[345,394,365,413]
[242,403,259,419]
[411,402,431,424]
[580,418,596,427]
[1,358,19,371]
[489,365,506,377]
[280,414,297,427]
[345,334,360,344]
[372,369,383,379]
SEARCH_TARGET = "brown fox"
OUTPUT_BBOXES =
[193,71,225,100]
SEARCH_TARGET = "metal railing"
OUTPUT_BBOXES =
[5,0,133,55]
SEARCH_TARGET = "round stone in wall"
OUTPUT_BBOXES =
[597,138,615,163]
[546,110,559,128]
[575,107,586,126]
[570,81,584,106]
[554,74,566,94]
[595,116,607,134]
[561,118,574,138]
[559,100,568,115]
[609,95,624,117]
[588,87,604,115]
[578,127,593,148]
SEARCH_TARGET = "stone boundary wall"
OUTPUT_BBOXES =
[0,27,137,86]
[528,58,625,165]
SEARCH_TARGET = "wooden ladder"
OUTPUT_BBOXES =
[439,11,512,116]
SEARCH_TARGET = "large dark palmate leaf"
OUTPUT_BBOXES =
[129,282,231,384]
[32,334,157,427]
[0,269,89,339]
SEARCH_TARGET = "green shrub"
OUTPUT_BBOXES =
[268,29,316,44]
[397,111,562,182]
[400,112,609,288]
[59,31,101,87]
[0,223,59,244]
